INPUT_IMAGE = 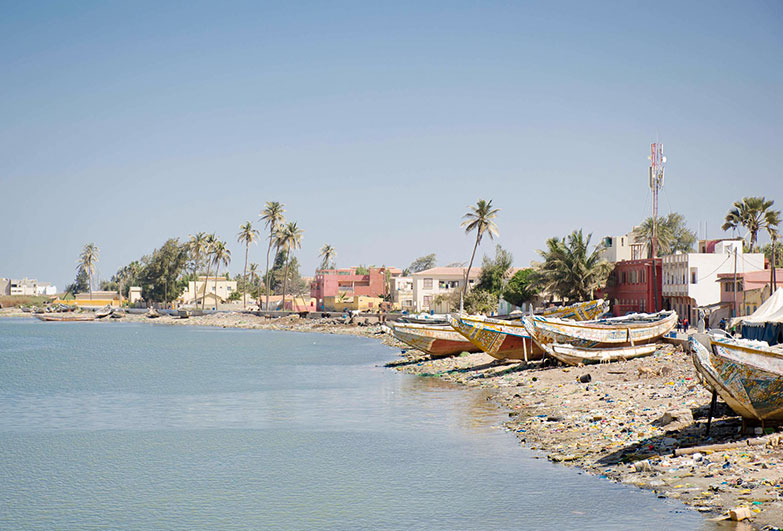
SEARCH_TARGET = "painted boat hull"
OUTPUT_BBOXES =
[388,322,481,357]
[540,299,610,320]
[447,314,543,361]
[542,342,658,366]
[35,314,95,322]
[690,335,783,421]
[522,311,677,349]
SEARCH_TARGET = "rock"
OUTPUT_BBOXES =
[653,409,693,427]
[653,412,676,427]
[662,437,678,447]
[634,461,654,473]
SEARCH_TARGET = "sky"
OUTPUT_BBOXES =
[1,1,781,289]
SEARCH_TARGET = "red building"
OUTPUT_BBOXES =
[602,259,662,316]
[310,267,401,309]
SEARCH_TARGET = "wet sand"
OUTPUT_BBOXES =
[4,308,782,528]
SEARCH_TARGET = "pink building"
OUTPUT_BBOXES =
[310,267,401,309]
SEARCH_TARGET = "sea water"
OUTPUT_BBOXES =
[0,318,706,529]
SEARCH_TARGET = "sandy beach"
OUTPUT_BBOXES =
[4,308,782,528]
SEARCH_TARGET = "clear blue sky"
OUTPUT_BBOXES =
[1,1,781,289]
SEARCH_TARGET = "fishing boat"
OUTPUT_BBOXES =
[446,300,609,361]
[447,314,543,361]
[522,310,677,349]
[35,313,95,322]
[387,321,481,357]
[689,334,783,422]
[540,342,658,366]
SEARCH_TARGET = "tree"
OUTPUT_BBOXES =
[355,264,370,275]
[319,244,337,271]
[461,199,500,298]
[260,201,286,311]
[248,262,260,301]
[434,289,498,314]
[137,239,189,303]
[65,268,89,298]
[475,245,513,297]
[200,234,216,309]
[635,212,696,257]
[210,240,231,306]
[237,221,260,309]
[502,268,539,308]
[532,229,611,302]
[405,253,437,276]
[77,243,99,299]
[721,196,781,252]
[275,221,303,311]
[188,232,209,283]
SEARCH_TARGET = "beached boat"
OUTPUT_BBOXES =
[522,310,677,349]
[540,342,658,366]
[445,300,609,361]
[446,314,543,361]
[387,321,481,357]
[690,334,783,422]
[35,313,95,322]
[94,306,113,319]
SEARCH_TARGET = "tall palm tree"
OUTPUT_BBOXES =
[248,262,260,304]
[460,199,500,298]
[188,232,209,303]
[200,233,216,309]
[210,240,231,309]
[533,230,611,302]
[722,197,782,252]
[236,221,260,309]
[319,244,336,271]
[260,201,286,311]
[78,243,99,299]
[276,222,303,312]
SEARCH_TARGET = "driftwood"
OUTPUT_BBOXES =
[673,434,782,456]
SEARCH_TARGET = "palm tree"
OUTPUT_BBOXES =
[276,222,303,312]
[248,262,260,304]
[532,230,612,302]
[319,244,337,271]
[460,199,500,298]
[260,201,286,311]
[200,233,216,309]
[78,243,99,299]
[188,232,209,302]
[236,221,260,309]
[722,197,782,252]
[210,240,231,309]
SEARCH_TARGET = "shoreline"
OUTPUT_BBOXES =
[3,308,782,528]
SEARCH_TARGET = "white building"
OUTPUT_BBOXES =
[601,228,647,263]
[390,276,414,311]
[412,267,481,312]
[179,276,237,306]
[35,282,57,296]
[9,278,40,296]
[662,239,765,324]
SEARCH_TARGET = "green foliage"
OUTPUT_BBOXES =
[760,242,783,268]
[65,268,89,296]
[475,245,512,296]
[355,264,370,275]
[635,212,696,257]
[405,253,437,275]
[722,196,781,252]
[434,289,498,314]
[461,199,500,297]
[533,229,611,302]
[502,268,539,307]
[137,238,189,303]
[227,290,242,301]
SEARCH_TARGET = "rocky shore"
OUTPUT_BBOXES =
[4,308,782,528]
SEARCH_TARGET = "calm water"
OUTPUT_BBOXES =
[0,318,705,529]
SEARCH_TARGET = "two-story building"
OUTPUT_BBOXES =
[179,276,237,307]
[662,239,765,325]
[412,267,481,312]
[602,259,662,316]
[310,267,401,310]
[390,276,414,311]
[716,268,783,323]
[601,228,647,263]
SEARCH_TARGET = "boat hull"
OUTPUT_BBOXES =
[448,314,543,361]
[690,336,783,421]
[388,322,481,357]
[35,314,95,322]
[540,299,609,320]
[542,342,658,366]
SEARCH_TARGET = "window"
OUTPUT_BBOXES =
[691,269,697,284]
[423,295,432,307]
[423,278,433,289]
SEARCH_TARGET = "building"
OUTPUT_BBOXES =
[716,269,783,323]
[390,276,414,311]
[322,295,385,312]
[602,258,662,316]
[35,282,57,296]
[601,229,647,263]
[9,278,39,296]
[310,267,401,310]
[129,286,143,305]
[412,267,481,312]
[179,276,237,306]
[662,239,765,325]
[0,278,9,295]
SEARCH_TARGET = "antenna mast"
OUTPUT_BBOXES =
[649,143,666,312]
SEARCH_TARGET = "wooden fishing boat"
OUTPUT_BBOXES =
[540,299,610,320]
[541,342,658,366]
[522,310,677,349]
[690,334,783,422]
[447,314,543,361]
[387,321,481,357]
[35,313,95,322]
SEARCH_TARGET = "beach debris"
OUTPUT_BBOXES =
[729,507,752,521]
